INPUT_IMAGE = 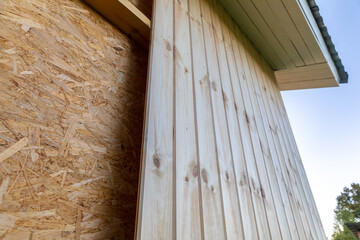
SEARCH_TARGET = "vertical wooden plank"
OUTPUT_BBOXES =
[263,63,315,240]
[296,154,327,239]
[267,66,327,239]
[275,74,327,238]
[136,0,327,238]
[233,27,284,240]
[227,16,272,240]
[201,0,245,238]
[263,60,324,239]
[239,36,296,240]
[174,0,202,238]
[245,38,303,240]
[267,67,315,240]
[219,7,260,240]
[188,0,226,238]
[263,46,326,239]
[249,42,310,240]
[294,152,327,238]
[136,0,174,238]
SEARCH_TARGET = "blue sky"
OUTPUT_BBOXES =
[281,0,360,238]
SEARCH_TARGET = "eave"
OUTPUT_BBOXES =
[84,0,348,91]
[218,0,348,90]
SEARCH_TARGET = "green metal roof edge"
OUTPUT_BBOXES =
[307,0,348,83]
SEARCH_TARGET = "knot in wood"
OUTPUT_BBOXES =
[153,154,160,168]
[192,165,199,178]
[201,169,208,183]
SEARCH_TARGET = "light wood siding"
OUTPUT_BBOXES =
[136,0,326,239]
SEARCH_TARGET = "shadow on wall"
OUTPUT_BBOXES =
[0,0,148,238]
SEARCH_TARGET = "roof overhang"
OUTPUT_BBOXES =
[85,0,348,91]
[218,0,348,90]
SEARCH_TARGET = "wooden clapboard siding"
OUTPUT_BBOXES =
[136,0,326,238]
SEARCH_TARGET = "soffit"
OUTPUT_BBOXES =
[218,0,348,90]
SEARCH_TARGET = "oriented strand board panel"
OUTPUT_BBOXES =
[136,0,327,239]
[0,0,147,239]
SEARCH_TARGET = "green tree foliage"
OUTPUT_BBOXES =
[332,226,357,240]
[332,183,360,240]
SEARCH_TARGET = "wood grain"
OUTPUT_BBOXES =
[135,0,174,238]
[84,0,151,48]
[137,0,326,239]
[174,0,202,238]
[1,0,328,238]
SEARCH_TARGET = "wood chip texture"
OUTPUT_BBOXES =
[0,0,148,239]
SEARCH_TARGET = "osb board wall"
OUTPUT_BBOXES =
[0,0,148,239]
[129,0,152,19]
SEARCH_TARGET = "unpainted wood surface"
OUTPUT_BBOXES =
[217,0,340,90]
[84,0,151,48]
[217,0,324,70]
[275,62,339,90]
[137,0,327,238]
[129,0,153,19]
[0,0,148,239]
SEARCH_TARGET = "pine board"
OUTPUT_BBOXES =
[136,0,327,239]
